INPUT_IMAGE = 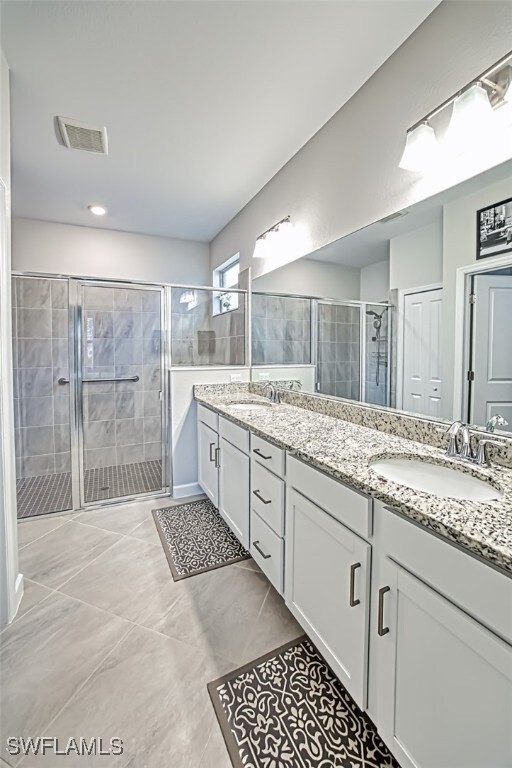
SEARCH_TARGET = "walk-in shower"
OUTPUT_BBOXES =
[365,306,390,399]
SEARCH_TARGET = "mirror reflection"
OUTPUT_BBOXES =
[251,159,512,432]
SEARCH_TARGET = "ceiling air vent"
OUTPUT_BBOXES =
[57,117,108,154]
[378,210,408,224]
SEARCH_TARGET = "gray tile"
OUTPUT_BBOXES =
[114,337,142,365]
[53,395,70,425]
[113,311,142,339]
[11,578,53,623]
[143,417,161,444]
[51,309,69,339]
[115,391,143,420]
[51,280,68,309]
[84,286,114,310]
[18,426,54,457]
[83,310,113,338]
[128,517,162,545]
[18,396,53,428]
[84,393,116,422]
[143,390,161,418]
[144,441,161,461]
[114,288,142,312]
[141,291,161,312]
[143,364,162,390]
[83,420,116,449]
[87,338,115,367]
[143,335,160,364]
[114,365,143,392]
[18,339,52,368]
[200,722,232,768]
[0,592,130,749]
[19,521,121,589]
[19,368,53,399]
[54,452,71,473]
[115,418,144,446]
[142,311,160,338]
[17,515,69,549]
[22,626,227,768]
[116,443,145,464]
[17,454,55,478]
[16,278,51,309]
[242,586,302,664]
[54,424,70,453]
[16,308,52,339]
[73,503,153,535]
[51,338,69,368]
[149,564,270,664]
[85,447,115,469]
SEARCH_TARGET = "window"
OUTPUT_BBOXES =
[213,254,240,314]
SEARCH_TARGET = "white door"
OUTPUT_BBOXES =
[197,421,218,506]
[402,288,443,417]
[285,489,371,709]
[471,274,512,431]
[373,558,512,768]
[218,437,249,547]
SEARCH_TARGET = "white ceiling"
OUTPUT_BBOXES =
[1,0,439,242]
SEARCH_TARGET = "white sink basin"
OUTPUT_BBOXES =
[226,401,272,412]
[370,457,502,501]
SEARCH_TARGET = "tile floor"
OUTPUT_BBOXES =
[1,496,302,767]
[16,460,163,518]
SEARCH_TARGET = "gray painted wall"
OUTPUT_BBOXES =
[210,2,512,281]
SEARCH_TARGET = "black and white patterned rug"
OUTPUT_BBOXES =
[153,498,250,581]
[208,636,400,768]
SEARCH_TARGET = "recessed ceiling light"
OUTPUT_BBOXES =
[88,204,107,216]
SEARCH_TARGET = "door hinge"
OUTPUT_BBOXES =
[469,293,476,305]
[467,370,475,382]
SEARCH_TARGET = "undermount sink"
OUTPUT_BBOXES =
[225,400,273,411]
[370,456,503,501]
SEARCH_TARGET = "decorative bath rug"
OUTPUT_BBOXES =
[208,636,400,768]
[153,499,250,581]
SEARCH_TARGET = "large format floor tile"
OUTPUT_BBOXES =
[0,592,131,765]
[59,535,182,626]
[18,521,121,589]
[149,562,271,663]
[10,579,53,624]
[242,585,302,664]
[17,515,69,549]
[19,626,229,767]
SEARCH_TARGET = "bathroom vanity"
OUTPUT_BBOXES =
[196,387,512,768]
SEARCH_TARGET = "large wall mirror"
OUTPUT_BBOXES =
[250,159,512,434]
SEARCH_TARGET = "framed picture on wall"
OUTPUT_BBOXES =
[477,196,512,260]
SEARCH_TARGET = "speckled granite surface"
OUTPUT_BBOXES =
[194,384,512,574]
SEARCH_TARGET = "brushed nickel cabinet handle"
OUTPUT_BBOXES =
[253,448,272,460]
[378,586,391,636]
[214,447,221,468]
[209,442,216,462]
[253,540,271,559]
[253,489,271,505]
[349,562,361,607]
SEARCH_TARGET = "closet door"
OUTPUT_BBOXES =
[402,288,442,418]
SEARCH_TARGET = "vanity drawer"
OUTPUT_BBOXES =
[197,403,218,432]
[251,433,285,477]
[251,460,285,537]
[250,511,284,594]
[287,455,372,540]
[219,416,249,454]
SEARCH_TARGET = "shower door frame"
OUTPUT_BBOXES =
[74,278,169,509]
[12,271,171,514]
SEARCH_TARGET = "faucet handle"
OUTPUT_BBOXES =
[475,437,506,466]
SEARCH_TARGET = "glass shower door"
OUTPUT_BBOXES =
[79,282,165,504]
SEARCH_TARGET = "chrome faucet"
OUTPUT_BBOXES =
[486,414,509,433]
[439,420,505,466]
[262,382,280,404]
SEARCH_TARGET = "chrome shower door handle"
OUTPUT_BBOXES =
[58,377,70,385]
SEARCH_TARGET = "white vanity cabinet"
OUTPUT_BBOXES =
[197,408,219,506]
[218,418,250,548]
[285,457,373,710]
[370,503,512,768]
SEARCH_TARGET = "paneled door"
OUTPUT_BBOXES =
[78,282,165,504]
[470,274,512,431]
[402,288,443,417]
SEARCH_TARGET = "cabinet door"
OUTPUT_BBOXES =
[285,489,371,709]
[197,420,218,506]
[373,558,512,768]
[218,437,249,548]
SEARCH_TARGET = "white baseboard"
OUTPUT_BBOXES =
[12,572,24,622]
[173,482,203,499]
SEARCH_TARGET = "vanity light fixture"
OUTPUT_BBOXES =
[253,216,293,258]
[88,204,107,216]
[399,50,512,172]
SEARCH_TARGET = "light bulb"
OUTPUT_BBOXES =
[399,122,439,172]
[253,235,269,259]
[88,204,107,216]
[446,83,494,151]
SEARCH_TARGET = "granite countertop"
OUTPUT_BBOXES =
[195,389,512,575]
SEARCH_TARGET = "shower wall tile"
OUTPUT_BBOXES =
[143,336,161,364]
[51,280,68,309]
[141,291,161,313]
[54,423,71,453]
[55,452,71,473]
[85,393,116,422]
[17,278,51,309]
[18,339,52,368]
[144,442,161,461]
[251,295,311,366]
[114,338,142,365]
[143,390,161,418]
[114,288,142,312]
[52,309,69,339]
[19,426,55,457]
[143,417,161,444]
[115,391,144,420]
[116,418,144,446]
[19,368,54,399]
[83,420,116,449]
[19,454,55,477]
[142,364,161,390]
[84,286,114,310]
[90,338,115,367]
[52,339,69,368]
[116,443,145,465]
[17,308,52,338]
[54,395,70,425]
[142,312,160,338]
[114,365,143,391]
[84,311,114,338]
[113,311,142,339]
[85,447,114,470]
[19,396,54,428]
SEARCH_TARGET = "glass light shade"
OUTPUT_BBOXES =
[253,235,269,259]
[399,123,438,172]
[504,79,512,103]
[447,83,494,150]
